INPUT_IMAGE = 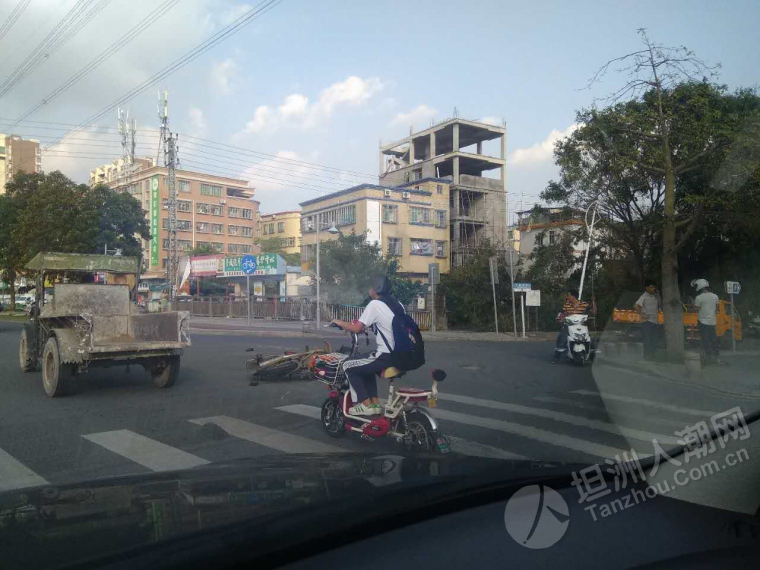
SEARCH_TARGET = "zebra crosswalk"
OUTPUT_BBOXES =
[0,387,714,494]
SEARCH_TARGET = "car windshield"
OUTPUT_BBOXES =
[0,1,758,568]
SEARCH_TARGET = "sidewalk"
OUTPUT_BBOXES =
[188,316,555,342]
[595,341,760,400]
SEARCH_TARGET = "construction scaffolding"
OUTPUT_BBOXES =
[379,117,508,266]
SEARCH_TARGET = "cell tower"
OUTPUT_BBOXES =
[117,107,137,182]
[157,91,180,300]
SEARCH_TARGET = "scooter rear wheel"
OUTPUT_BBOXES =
[321,397,346,438]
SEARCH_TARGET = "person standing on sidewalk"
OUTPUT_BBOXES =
[635,282,661,360]
[693,279,720,364]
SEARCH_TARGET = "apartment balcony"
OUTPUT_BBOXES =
[450,207,487,223]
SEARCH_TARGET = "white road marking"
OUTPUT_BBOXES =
[0,447,48,491]
[572,390,718,417]
[439,393,680,445]
[533,396,688,429]
[83,430,209,472]
[432,408,651,460]
[189,415,343,454]
[278,404,531,460]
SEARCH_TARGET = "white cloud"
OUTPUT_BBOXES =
[478,116,502,126]
[278,93,309,118]
[244,105,275,133]
[389,104,437,127]
[188,107,207,137]
[210,58,238,95]
[240,76,383,135]
[508,124,579,167]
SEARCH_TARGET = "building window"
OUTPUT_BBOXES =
[382,204,398,223]
[410,239,433,256]
[200,184,222,196]
[179,180,191,193]
[196,222,209,233]
[161,198,168,210]
[413,169,422,180]
[163,218,191,231]
[228,243,252,254]
[435,210,447,228]
[277,222,284,233]
[535,233,544,247]
[197,202,210,215]
[409,207,432,225]
[228,225,239,236]
[163,239,192,251]
[211,223,223,235]
[242,208,253,219]
[302,216,315,233]
[178,199,191,212]
[437,184,443,194]
[286,237,296,247]
[388,237,402,257]
[211,204,224,216]
[549,230,556,245]
[436,240,446,258]
[302,243,316,261]
[195,241,222,253]
[228,207,241,218]
[241,227,253,237]
[162,177,168,187]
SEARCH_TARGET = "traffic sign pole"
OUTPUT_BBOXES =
[247,275,251,327]
[731,291,736,353]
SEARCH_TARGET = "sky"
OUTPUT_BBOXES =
[0,0,757,220]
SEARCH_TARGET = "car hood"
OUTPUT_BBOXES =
[0,453,580,569]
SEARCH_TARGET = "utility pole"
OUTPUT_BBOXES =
[158,91,179,301]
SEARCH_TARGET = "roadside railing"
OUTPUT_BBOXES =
[173,297,433,330]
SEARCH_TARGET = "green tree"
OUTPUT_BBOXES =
[2,171,150,304]
[548,31,760,358]
[189,243,216,256]
[440,241,514,331]
[316,233,421,306]
[256,236,300,266]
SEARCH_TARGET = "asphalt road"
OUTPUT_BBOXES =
[1,319,757,493]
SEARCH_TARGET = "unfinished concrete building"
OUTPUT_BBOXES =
[379,118,507,266]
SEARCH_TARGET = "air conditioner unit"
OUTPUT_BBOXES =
[384,189,392,197]
[219,199,227,204]
[402,191,410,200]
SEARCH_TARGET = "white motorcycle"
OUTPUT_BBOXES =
[557,314,598,365]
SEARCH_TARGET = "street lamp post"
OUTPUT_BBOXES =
[315,215,342,330]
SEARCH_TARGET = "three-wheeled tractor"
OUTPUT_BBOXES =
[19,252,191,397]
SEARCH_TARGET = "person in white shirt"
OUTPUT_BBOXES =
[331,275,401,417]
[635,282,661,360]
[693,279,720,364]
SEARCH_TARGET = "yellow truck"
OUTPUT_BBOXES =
[613,299,742,342]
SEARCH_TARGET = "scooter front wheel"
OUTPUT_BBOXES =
[321,397,346,438]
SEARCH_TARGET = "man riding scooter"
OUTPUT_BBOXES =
[551,288,597,363]
[330,275,401,417]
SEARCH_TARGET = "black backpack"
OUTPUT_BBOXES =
[375,298,425,371]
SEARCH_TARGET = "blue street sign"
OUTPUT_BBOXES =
[241,255,258,275]
[513,282,532,292]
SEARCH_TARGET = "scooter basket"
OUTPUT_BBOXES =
[313,353,348,386]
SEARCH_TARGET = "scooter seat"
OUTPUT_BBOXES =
[396,387,431,397]
[380,367,402,379]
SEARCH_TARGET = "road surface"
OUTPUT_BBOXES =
[0,320,756,493]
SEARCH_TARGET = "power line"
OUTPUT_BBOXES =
[9,0,179,127]
[0,117,376,180]
[0,0,112,99]
[0,0,32,44]
[45,0,285,150]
